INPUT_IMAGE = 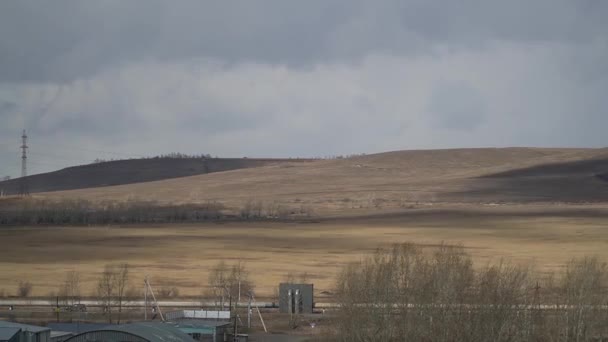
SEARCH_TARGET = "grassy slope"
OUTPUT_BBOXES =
[0,157,312,195]
[36,147,608,215]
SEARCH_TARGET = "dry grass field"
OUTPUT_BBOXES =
[36,148,608,216]
[2,205,608,298]
[2,148,608,299]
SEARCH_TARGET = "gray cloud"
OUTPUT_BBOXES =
[2,0,606,83]
[427,81,487,131]
[0,1,607,177]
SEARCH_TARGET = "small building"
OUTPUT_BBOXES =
[63,322,194,342]
[0,328,21,342]
[0,321,51,342]
[278,283,314,314]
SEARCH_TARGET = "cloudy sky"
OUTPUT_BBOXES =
[1,1,607,177]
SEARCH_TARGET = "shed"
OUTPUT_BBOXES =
[278,283,314,314]
[0,321,51,342]
[63,322,194,342]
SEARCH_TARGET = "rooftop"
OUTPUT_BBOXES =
[0,321,50,333]
[105,322,194,342]
[0,328,21,341]
[47,323,107,334]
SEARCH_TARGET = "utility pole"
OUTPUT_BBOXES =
[144,279,148,321]
[247,293,252,329]
[144,277,164,321]
[19,130,28,196]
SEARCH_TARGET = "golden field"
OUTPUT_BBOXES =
[2,148,608,298]
[1,205,608,298]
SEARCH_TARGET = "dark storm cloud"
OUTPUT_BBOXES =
[0,1,607,177]
[1,0,607,83]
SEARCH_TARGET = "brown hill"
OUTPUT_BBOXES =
[0,157,312,195]
[452,155,608,203]
[34,148,608,215]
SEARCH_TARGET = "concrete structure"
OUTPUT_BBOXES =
[0,321,51,342]
[278,283,314,314]
[63,322,193,342]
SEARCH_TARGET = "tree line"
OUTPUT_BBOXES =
[332,243,608,342]
[0,198,224,225]
[0,198,314,225]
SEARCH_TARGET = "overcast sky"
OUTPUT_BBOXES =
[1,1,607,177]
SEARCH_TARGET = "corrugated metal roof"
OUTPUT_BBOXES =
[110,322,194,342]
[0,327,21,341]
[0,321,50,333]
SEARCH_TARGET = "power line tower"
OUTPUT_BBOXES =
[19,129,29,196]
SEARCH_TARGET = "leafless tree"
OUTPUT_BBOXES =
[17,281,32,298]
[96,263,130,324]
[114,263,129,324]
[97,265,115,323]
[60,271,81,305]
[207,260,253,308]
[208,260,229,307]
[333,243,608,342]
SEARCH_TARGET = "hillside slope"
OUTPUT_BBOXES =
[0,157,312,195]
[452,155,608,203]
[36,148,608,214]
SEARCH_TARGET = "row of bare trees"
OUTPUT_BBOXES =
[97,264,130,324]
[240,199,313,219]
[206,261,254,307]
[0,198,224,225]
[0,198,316,225]
[333,243,608,342]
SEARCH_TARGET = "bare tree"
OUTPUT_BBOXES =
[61,271,81,306]
[17,281,32,298]
[207,260,253,308]
[333,243,608,342]
[96,263,130,324]
[228,260,253,304]
[208,260,229,307]
[115,264,129,324]
[97,265,115,323]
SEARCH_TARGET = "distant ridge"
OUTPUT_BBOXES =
[28,147,608,215]
[0,157,312,195]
